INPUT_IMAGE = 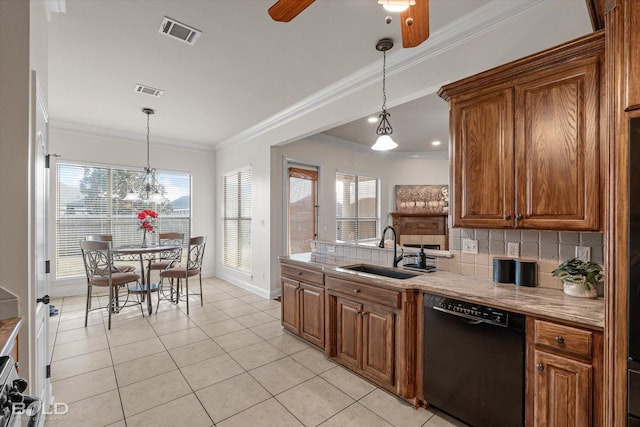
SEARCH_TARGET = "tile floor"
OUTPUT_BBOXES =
[46,277,466,427]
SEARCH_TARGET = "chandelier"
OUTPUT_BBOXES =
[372,38,398,151]
[124,108,166,202]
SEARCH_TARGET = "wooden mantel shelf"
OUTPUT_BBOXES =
[390,213,449,250]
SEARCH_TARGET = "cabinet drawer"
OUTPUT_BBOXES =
[281,264,324,286]
[326,277,401,309]
[534,319,593,359]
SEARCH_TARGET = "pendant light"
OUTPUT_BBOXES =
[372,38,398,151]
[124,108,166,202]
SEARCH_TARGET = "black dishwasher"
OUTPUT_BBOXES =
[423,293,525,427]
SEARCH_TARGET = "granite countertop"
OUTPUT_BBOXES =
[0,317,22,357]
[281,253,605,330]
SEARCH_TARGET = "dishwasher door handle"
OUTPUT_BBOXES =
[431,305,507,328]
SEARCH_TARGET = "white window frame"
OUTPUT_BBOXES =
[335,171,380,244]
[222,166,252,272]
[55,161,191,279]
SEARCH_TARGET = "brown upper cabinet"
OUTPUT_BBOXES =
[439,31,605,231]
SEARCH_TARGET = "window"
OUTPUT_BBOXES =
[56,162,191,279]
[336,172,379,243]
[223,167,252,272]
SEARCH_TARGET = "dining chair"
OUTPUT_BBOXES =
[150,232,184,271]
[85,234,137,273]
[150,232,184,303]
[158,236,206,315]
[80,240,142,329]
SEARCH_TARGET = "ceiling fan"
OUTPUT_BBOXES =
[268,0,429,48]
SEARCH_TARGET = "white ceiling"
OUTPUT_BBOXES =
[47,0,593,153]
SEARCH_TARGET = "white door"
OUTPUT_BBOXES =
[30,72,51,417]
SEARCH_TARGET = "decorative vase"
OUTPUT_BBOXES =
[563,279,598,298]
[141,231,148,248]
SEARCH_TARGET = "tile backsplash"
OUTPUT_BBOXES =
[312,228,604,291]
[445,228,604,290]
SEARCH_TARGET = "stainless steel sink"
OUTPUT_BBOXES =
[341,264,420,280]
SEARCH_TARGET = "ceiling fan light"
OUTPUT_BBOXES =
[378,0,415,12]
[372,134,398,151]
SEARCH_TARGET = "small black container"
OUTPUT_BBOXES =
[515,259,537,287]
[493,257,515,283]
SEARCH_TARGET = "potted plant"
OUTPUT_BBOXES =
[552,257,603,298]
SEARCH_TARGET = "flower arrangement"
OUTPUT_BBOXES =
[137,209,158,247]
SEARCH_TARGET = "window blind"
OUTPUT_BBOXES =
[223,167,252,272]
[56,162,191,278]
[336,172,379,243]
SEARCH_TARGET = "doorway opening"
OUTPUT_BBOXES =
[286,163,318,255]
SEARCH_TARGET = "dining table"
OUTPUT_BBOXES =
[112,244,182,315]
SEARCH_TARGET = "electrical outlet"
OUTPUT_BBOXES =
[462,238,479,254]
[507,242,520,258]
[576,246,591,262]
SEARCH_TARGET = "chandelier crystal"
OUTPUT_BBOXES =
[124,108,167,202]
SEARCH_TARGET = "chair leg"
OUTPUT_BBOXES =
[199,273,203,307]
[107,285,113,330]
[85,284,92,327]
[185,276,189,315]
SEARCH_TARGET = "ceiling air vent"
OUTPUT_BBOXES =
[134,84,164,98]
[158,17,201,45]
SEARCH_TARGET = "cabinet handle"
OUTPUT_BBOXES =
[516,214,523,220]
[504,213,511,220]
[354,288,361,294]
[297,271,303,275]
[536,363,544,372]
[555,336,564,344]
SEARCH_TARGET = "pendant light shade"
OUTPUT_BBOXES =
[124,108,167,202]
[372,134,398,151]
[372,38,397,151]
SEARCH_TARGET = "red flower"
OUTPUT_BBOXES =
[137,209,158,233]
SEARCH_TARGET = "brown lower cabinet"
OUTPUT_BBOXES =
[527,317,603,427]
[325,274,417,399]
[280,262,325,349]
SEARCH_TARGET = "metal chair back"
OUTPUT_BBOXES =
[80,240,112,280]
[186,236,206,272]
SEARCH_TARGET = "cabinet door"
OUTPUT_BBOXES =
[335,297,362,371]
[281,278,300,335]
[362,305,394,386]
[450,88,515,228]
[300,282,324,348]
[515,61,600,230]
[626,1,640,110]
[533,349,592,427]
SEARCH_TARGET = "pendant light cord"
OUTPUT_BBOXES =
[381,49,387,112]
[146,112,151,170]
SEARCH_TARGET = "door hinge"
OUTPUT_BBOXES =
[45,153,60,169]
[46,364,51,379]
[45,260,50,274]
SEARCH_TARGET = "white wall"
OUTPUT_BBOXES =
[215,139,273,298]
[0,0,48,385]
[49,127,216,295]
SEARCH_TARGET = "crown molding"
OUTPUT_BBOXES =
[216,0,545,151]
[49,120,215,153]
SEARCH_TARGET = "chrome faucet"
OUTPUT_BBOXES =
[378,225,404,267]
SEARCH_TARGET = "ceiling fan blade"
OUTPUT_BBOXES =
[400,0,429,48]
[268,0,315,22]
